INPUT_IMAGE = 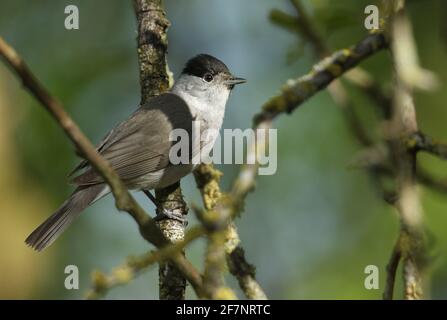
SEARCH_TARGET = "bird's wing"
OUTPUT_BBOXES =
[68,124,128,177]
[69,93,196,186]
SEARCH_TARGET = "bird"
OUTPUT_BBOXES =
[25,54,246,251]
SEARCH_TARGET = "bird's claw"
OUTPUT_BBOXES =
[154,207,188,227]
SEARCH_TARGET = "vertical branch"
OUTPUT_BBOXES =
[386,0,427,299]
[202,228,232,299]
[194,164,267,299]
[133,0,171,102]
[194,165,236,299]
[155,183,188,299]
[133,0,188,300]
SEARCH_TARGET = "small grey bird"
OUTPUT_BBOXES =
[25,54,246,251]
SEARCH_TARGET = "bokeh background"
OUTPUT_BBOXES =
[0,0,446,299]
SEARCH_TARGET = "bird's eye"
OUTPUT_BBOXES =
[203,73,213,82]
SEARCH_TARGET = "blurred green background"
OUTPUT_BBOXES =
[0,0,446,299]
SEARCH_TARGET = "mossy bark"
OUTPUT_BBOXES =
[133,0,188,300]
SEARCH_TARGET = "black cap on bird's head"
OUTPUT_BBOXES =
[182,54,246,89]
[183,54,230,77]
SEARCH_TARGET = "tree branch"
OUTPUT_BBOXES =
[417,168,447,194]
[133,0,171,103]
[409,132,447,160]
[383,235,402,300]
[86,226,205,299]
[193,164,267,299]
[227,246,267,300]
[385,0,427,299]
[193,169,235,299]
[253,32,387,126]
[154,183,189,299]
[133,0,190,300]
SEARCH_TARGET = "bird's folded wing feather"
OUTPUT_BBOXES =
[69,93,195,186]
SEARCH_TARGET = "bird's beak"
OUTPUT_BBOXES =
[225,76,247,86]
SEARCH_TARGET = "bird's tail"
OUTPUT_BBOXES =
[25,184,108,251]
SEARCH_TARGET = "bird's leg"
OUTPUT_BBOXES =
[142,189,187,226]
[143,189,158,206]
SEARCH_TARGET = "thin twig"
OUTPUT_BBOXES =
[383,236,402,300]
[409,132,447,160]
[86,226,205,299]
[417,168,447,194]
